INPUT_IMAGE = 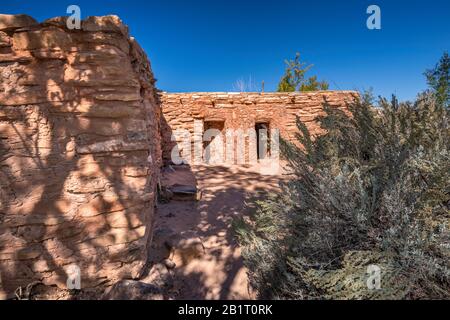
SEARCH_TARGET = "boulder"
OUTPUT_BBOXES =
[140,263,173,289]
[163,259,176,270]
[102,280,163,300]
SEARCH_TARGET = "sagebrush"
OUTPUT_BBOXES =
[235,92,450,299]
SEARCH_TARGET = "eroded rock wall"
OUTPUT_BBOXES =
[0,15,161,298]
[160,91,358,163]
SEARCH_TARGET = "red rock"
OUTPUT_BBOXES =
[0,14,160,297]
[82,16,129,36]
[13,27,73,50]
[0,14,38,31]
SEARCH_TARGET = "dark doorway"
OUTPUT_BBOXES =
[255,122,270,160]
[203,120,225,163]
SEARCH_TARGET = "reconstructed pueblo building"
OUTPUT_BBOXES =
[0,14,357,297]
[160,91,357,165]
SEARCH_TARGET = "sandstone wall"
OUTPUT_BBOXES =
[160,91,358,163]
[0,15,161,298]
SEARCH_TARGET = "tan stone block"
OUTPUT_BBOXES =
[0,14,38,31]
[122,166,149,177]
[16,246,42,260]
[3,214,68,228]
[72,32,130,54]
[0,52,32,63]
[30,48,66,60]
[49,99,142,118]
[105,210,144,229]
[76,138,148,154]
[41,16,68,28]
[13,27,73,50]
[77,192,130,217]
[93,91,141,102]
[82,16,128,36]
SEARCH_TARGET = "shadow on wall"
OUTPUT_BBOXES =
[160,114,177,166]
[0,15,161,298]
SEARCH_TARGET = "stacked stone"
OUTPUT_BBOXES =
[159,91,358,163]
[0,14,161,298]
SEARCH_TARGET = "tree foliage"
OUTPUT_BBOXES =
[424,51,449,107]
[277,52,329,92]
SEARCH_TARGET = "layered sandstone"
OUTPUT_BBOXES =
[0,14,161,298]
[160,91,358,163]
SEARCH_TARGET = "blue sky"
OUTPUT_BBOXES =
[1,0,449,101]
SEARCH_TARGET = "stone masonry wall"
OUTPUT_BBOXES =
[0,14,161,298]
[160,91,358,164]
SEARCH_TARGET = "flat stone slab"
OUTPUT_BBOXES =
[0,14,38,31]
[169,184,201,201]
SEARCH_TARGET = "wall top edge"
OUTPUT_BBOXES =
[160,90,359,96]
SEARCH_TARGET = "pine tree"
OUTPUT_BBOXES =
[277,52,329,92]
[424,51,449,107]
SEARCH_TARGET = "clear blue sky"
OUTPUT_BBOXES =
[1,0,449,101]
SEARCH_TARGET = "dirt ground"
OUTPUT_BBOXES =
[18,163,285,300]
[150,163,284,300]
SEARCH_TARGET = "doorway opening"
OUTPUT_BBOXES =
[203,120,225,163]
[255,122,270,160]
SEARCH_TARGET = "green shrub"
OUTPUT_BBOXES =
[235,92,450,299]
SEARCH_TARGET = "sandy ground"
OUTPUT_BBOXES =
[151,163,284,300]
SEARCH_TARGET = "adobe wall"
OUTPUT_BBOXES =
[160,91,358,163]
[0,15,161,297]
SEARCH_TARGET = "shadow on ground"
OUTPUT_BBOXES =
[148,164,284,300]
